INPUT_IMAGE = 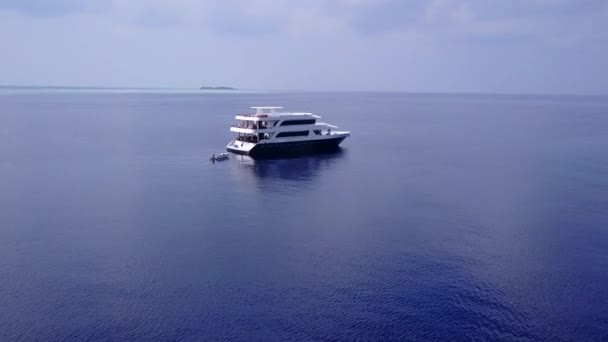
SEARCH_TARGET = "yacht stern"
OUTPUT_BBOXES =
[226,140,256,155]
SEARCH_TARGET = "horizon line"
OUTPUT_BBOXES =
[1,84,607,98]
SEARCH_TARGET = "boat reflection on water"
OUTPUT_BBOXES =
[229,149,348,192]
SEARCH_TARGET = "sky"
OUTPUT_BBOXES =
[0,0,607,94]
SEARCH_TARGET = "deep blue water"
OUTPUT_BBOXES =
[1,91,607,341]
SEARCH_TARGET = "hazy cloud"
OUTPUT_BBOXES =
[0,0,607,93]
[0,0,110,16]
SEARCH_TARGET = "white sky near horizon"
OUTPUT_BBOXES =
[1,0,607,94]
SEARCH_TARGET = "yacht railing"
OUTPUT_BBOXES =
[231,124,268,129]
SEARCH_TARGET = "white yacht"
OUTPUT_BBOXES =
[226,107,350,157]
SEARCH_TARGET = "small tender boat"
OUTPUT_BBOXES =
[210,152,229,161]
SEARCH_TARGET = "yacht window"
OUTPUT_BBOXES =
[280,119,316,126]
[276,131,309,137]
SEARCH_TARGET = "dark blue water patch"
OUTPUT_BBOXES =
[1,92,608,341]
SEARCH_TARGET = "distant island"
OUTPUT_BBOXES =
[200,86,237,90]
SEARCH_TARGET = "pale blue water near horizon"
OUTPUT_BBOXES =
[1,91,607,341]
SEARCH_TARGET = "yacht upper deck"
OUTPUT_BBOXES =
[236,107,321,121]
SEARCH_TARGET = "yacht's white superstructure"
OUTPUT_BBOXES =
[226,107,350,157]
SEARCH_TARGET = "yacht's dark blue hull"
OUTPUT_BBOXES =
[227,137,346,158]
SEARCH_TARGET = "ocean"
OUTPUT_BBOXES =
[1,90,607,341]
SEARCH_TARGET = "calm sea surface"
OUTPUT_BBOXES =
[1,91,607,341]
